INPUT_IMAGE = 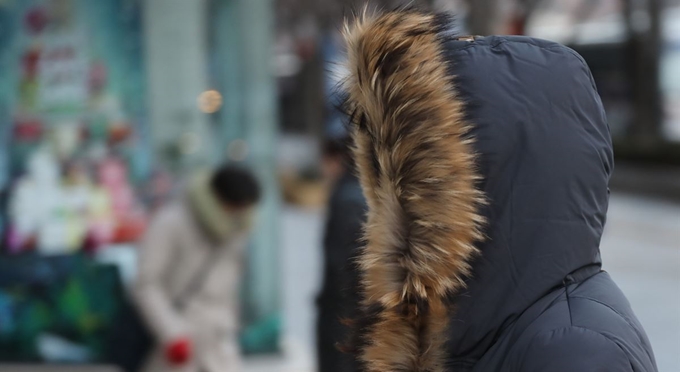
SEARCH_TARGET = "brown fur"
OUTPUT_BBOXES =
[343,10,486,372]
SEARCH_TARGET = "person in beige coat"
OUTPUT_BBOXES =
[134,166,261,372]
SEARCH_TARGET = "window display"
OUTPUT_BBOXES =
[2,0,148,255]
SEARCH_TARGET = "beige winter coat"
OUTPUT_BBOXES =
[134,173,250,372]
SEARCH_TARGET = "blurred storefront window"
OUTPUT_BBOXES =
[0,0,148,256]
[0,0,147,364]
[528,0,680,145]
[0,0,281,365]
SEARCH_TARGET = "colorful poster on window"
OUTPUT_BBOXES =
[37,32,89,113]
[1,0,149,256]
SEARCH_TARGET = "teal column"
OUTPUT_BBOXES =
[216,0,243,145]
[241,0,280,352]
[217,0,280,353]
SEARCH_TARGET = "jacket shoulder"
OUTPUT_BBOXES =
[152,202,191,226]
[508,273,657,371]
[519,325,633,372]
[567,273,657,371]
[142,202,194,243]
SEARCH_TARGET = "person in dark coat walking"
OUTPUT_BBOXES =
[341,10,657,372]
[316,136,366,372]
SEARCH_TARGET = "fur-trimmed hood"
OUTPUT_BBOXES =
[343,11,485,372]
[343,9,614,372]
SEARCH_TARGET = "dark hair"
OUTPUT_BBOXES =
[322,136,355,165]
[210,165,261,207]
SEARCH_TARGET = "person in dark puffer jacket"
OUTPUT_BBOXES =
[341,9,658,372]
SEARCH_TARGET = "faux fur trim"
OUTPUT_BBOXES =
[343,10,486,372]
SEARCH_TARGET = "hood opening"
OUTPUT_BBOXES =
[343,10,485,372]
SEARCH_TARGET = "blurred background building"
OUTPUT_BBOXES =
[0,0,677,371]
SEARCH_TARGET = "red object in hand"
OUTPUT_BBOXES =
[165,338,192,366]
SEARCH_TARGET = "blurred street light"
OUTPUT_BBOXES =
[197,89,223,114]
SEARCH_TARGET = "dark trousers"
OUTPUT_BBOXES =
[317,309,359,372]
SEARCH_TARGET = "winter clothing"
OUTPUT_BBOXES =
[342,10,657,372]
[134,172,249,372]
[317,171,366,372]
[186,170,254,242]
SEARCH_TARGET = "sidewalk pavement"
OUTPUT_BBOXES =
[244,193,680,372]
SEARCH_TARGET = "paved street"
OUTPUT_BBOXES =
[246,192,680,372]
[244,205,323,372]
[600,194,680,372]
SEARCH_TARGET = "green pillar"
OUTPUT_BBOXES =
[216,0,243,146]
[217,0,280,353]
